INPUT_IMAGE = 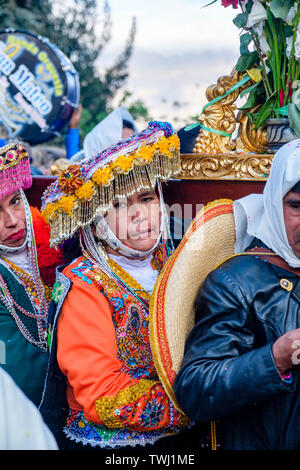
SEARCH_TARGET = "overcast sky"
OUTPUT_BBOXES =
[98,0,240,130]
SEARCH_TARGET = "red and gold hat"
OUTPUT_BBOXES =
[0,143,32,200]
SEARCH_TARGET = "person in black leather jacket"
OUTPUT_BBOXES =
[174,139,300,450]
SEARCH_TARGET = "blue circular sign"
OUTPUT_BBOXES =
[0,29,80,144]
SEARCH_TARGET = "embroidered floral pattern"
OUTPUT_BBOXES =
[70,263,93,284]
[116,303,152,379]
[95,380,155,428]
[94,381,189,431]
[151,245,166,272]
[139,399,165,428]
[52,281,65,303]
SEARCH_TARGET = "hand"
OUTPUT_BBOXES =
[272,328,300,374]
[68,104,82,129]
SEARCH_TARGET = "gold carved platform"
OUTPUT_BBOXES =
[179,152,273,181]
[178,70,274,181]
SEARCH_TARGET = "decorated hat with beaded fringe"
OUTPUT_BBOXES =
[0,143,32,200]
[41,121,181,247]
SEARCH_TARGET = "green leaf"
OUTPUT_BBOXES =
[235,51,259,72]
[245,0,254,14]
[240,80,262,98]
[238,92,258,110]
[233,12,248,29]
[246,112,255,125]
[239,80,264,109]
[283,24,294,38]
[269,0,293,20]
[274,105,289,117]
[254,93,277,128]
[240,33,253,55]
[288,103,300,135]
[292,88,300,113]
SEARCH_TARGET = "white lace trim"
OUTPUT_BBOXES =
[63,427,178,449]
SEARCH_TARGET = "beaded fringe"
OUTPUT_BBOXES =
[63,426,181,449]
[49,151,181,247]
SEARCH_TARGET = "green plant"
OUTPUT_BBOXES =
[188,0,300,135]
[232,0,300,132]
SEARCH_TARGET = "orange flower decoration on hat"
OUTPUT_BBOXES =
[59,164,83,194]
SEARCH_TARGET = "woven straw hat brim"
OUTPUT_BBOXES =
[149,199,236,411]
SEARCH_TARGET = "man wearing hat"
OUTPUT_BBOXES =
[39,121,197,450]
[174,138,300,450]
[0,143,63,407]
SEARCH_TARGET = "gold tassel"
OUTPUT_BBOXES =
[210,420,217,450]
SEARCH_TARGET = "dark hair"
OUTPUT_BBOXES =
[122,119,135,131]
[62,233,82,263]
[290,181,300,193]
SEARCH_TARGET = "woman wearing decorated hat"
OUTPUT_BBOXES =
[39,121,196,451]
[0,143,63,408]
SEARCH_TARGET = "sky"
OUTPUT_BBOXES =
[97,0,241,130]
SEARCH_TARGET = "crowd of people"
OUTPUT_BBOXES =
[1,106,300,452]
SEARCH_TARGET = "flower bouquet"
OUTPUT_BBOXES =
[219,0,300,135]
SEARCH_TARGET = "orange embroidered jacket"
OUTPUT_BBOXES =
[54,254,190,447]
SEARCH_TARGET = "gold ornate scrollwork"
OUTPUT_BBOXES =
[192,71,250,154]
[180,153,272,181]
[236,105,268,153]
[49,158,72,176]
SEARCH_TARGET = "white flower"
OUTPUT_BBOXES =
[286,24,300,60]
[285,4,297,25]
[253,21,271,54]
[246,0,267,28]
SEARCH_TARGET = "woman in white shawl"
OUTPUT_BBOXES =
[234,138,300,267]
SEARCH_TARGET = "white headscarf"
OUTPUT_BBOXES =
[233,138,300,268]
[83,107,137,159]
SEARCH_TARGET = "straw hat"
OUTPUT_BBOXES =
[149,198,236,411]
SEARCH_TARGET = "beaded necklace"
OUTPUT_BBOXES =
[80,228,171,311]
[0,191,49,351]
[0,273,47,350]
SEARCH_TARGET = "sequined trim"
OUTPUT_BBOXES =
[64,409,182,448]
[95,380,156,427]
[47,271,71,352]
[54,271,72,324]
